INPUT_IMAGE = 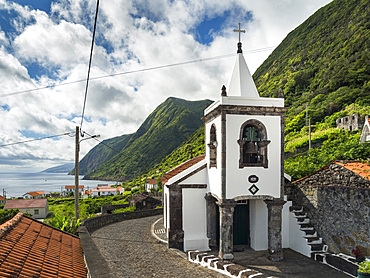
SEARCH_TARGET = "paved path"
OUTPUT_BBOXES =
[91,215,227,278]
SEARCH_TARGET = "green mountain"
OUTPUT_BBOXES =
[42,163,74,173]
[82,97,211,181]
[71,134,132,175]
[253,0,370,133]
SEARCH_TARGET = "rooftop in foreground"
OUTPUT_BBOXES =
[0,212,87,277]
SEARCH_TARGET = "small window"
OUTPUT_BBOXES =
[208,124,217,168]
[237,120,270,168]
[34,209,39,215]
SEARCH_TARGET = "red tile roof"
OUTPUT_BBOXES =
[163,155,205,184]
[4,199,48,209]
[334,161,370,181]
[65,185,84,189]
[146,179,158,185]
[0,196,4,200]
[0,213,87,277]
[293,160,370,183]
[25,191,45,196]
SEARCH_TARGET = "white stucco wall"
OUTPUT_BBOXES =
[205,115,222,199]
[288,209,311,257]
[282,199,292,248]
[163,186,169,232]
[182,188,209,251]
[178,167,208,185]
[249,199,268,250]
[225,115,281,199]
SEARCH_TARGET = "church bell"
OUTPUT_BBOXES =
[245,141,257,154]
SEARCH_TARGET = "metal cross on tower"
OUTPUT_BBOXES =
[233,23,246,43]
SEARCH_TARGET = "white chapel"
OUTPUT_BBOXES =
[163,26,295,262]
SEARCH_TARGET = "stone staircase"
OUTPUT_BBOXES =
[290,206,328,259]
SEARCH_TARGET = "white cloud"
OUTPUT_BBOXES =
[0,0,333,172]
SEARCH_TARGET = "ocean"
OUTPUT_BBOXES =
[0,172,115,198]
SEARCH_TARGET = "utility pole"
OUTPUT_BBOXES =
[139,167,142,194]
[75,126,80,220]
[306,103,309,126]
[309,119,312,150]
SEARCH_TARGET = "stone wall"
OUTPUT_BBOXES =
[289,164,370,257]
[81,208,163,233]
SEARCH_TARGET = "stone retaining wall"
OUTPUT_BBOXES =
[81,208,163,233]
[290,163,370,257]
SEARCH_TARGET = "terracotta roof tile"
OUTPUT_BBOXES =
[334,161,370,181]
[65,185,84,189]
[163,155,205,184]
[3,198,48,209]
[0,213,87,277]
[25,191,45,196]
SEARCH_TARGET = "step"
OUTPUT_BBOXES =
[291,207,303,213]
[300,226,314,231]
[308,238,322,245]
[294,213,307,218]
[297,218,310,224]
[309,243,325,252]
[304,232,318,238]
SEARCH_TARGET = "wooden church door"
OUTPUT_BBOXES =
[233,203,250,246]
[215,202,250,246]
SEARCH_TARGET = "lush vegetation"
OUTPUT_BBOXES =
[254,0,370,131]
[44,215,81,235]
[80,97,210,180]
[0,209,20,224]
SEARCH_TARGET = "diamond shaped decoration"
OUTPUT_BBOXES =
[248,184,259,195]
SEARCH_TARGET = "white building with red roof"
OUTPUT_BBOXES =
[0,195,5,205]
[23,191,45,199]
[91,185,124,197]
[163,36,290,261]
[63,185,84,196]
[4,198,49,219]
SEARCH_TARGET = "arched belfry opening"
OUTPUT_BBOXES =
[208,124,217,168]
[237,119,270,168]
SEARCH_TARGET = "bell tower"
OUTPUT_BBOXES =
[203,23,287,261]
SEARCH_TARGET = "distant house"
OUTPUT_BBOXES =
[63,185,84,196]
[91,186,124,197]
[4,199,49,219]
[81,190,91,199]
[145,179,158,192]
[336,113,363,131]
[23,191,45,199]
[360,115,370,143]
[0,195,5,205]
[130,192,161,210]
[0,212,87,277]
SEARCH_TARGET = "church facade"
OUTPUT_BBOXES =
[163,40,291,261]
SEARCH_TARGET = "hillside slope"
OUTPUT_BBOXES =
[83,97,210,180]
[253,0,370,133]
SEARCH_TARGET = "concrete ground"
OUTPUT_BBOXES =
[153,217,351,278]
[89,215,351,278]
[90,215,227,277]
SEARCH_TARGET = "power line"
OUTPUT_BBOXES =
[83,130,122,154]
[80,0,100,132]
[0,46,275,99]
[0,132,71,148]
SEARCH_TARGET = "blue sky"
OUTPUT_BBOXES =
[0,0,332,172]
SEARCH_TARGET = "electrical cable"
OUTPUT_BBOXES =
[0,46,275,98]
[0,132,71,148]
[80,0,100,133]
[82,130,122,154]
